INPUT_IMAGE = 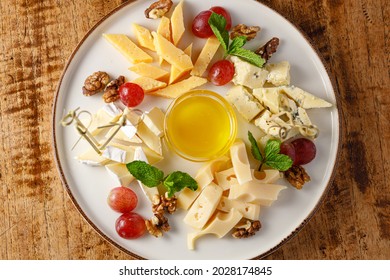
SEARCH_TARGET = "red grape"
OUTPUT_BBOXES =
[291,138,316,165]
[192,7,232,38]
[107,187,138,213]
[119,82,144,107]
[210,6,232,30]
[280,142,296,164]
[208,59,235,85]
[115,212,146,239]
[192,10,213,38]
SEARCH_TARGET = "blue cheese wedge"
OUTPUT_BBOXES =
[265,61,291,86]
[254,110,299,140]
[226,85,264,121]
[230,56,269,89]
[252,87,281,114]
[280,86,332,109]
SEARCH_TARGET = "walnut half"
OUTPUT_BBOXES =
[284,165,311,189]
[145,213,170,238]
[82,71,110,96]
[145,0,173,19]
[255,37,280,61]
[232,220,261,239]
[102,75,125,103]
[230,24,261,41]
[152,193,177,215]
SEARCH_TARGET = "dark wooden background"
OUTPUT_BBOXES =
[0,0,389,259]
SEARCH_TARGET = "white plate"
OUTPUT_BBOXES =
[52,0,340,259]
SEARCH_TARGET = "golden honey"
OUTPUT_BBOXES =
[165,90,237,161]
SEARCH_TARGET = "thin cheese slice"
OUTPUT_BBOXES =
[214,167,238,191]
[195,156,231,189]
[152,31,193,72]
[147,76,207,99]
[187,209,243,250]
[132,76,167,93]
[177,187,202,210]
[157,16,172,65]
[229,181,287,206]
[169,43,193,84]
[103,34,153,63]
[129,63,169,81]
[143,107,165,137]
[183,183,223,229]
[170,0,185,46]
[191,36,221,77]
[230,140,252,185]
[136,121,162,155]
[132,23,155,51]
[217,197,260,220]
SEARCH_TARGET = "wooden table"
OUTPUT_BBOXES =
[0,0,389,260]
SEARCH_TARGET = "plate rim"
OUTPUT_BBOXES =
[51,0,342,260]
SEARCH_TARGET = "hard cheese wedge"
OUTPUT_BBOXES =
[170,0,185,46]
[103,34,153,64]
[183,183,223,229]
[147,76,207,99]
[129,63,169,81]
[132,23,155,51]
[191,36,221,77]
[187,209,243,250]
[169,43,193,84]
[132,76,167,93]
[152,31,193,73]
[226,85,264,121]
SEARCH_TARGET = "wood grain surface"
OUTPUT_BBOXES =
[0,0,389,260]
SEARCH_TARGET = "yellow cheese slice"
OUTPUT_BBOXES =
[187,209,243,250]
[183,183,223,229]
[230,140,252,185]
[170,0,185,46]
[228,181,287,206]
[103,34,153,64]
[152,31,193,72]
[132,76,167,93]
[169,43,193,84]
[147,76,207,99]
[195,156,231,189]
[131,23,155,51]
[157,16,172,65]
[217,196,260,220]
[129,62,169,81]
[214,167,238,191]
[136,121,162,155]
[191,36,221,77]
[177,187,202,210]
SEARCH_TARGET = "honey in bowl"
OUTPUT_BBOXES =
[164,90,237,162]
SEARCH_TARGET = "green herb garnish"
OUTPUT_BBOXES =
[126,161,198,197]
[248,131,293,171]
[208,13,265,67]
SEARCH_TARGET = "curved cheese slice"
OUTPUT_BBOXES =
[228,182,286,206]
[184,183,223,229]
[252,169,281,184]
[217,197,260,220]
[177,187,201,210]
[230,140,252,185]
[187,209,243,250]
[195,156,231,189]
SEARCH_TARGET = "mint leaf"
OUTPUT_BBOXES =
[126,160,164,187]
[248,131,263,161]
[163,171,198,197]
[228,36,247,53]
[229,47,265,67]
[265,139,281,159]
[265,153,293,171]
[208,12,229,51]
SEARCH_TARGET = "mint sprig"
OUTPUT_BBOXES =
[208,13,265,67]
[126,161,198,197]
[248,131,293,171]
